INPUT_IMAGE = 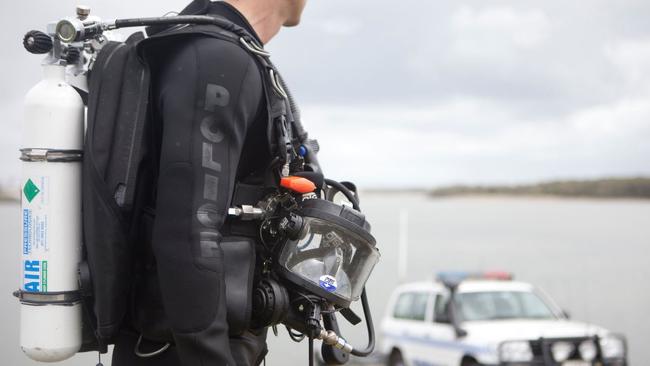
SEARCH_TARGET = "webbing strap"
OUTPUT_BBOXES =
[141,18,310,188]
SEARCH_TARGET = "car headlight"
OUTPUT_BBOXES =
[551,341,574,362]
[499,341,534,362]
[600,334,626,359]
[578,340,597,361]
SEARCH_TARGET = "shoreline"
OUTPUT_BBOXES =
[360,190,650,202]
[363,177,650,201]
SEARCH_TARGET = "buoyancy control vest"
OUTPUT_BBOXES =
[80,18,318,352]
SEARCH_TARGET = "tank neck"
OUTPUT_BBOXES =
[42,64,66,81]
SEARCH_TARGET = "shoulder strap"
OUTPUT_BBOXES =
[88,32,150,210]
[138,18,307,172]
[82,30,152,346]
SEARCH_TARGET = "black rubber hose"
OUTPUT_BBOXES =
[276,72,308,141]
[324,178,359,210]
[308,336,314,366]
[114,15,246,37]
[322,179,375,356]
[350,288,375,357]
[273,69,325,174]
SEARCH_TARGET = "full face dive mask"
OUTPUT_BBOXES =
[277,198,379,308]
[229,176,380,365]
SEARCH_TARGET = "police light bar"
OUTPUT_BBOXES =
[436,271,513,287]
[482,271,513,281]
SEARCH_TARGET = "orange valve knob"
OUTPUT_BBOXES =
[280,176,316,194]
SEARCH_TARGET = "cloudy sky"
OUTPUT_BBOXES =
[1,0,650,188]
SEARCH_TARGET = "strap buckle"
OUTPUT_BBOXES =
[239,37,270,57]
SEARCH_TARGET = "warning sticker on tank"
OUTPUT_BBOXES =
[23,179,40,203]
[22,177,49,255]
[23,177,49,205]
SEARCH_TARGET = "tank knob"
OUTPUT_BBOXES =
[23,30,53,54]
[64,47,81,64]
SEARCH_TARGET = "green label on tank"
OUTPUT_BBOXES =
[42,260,48,292]
[23,179,40,203]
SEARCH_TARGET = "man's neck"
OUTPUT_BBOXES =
[223,0,287,44]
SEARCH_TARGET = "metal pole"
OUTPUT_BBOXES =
[398,209,409,283]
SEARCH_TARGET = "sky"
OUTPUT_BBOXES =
[1,0,650,188]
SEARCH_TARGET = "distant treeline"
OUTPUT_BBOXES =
[429,177,650,199]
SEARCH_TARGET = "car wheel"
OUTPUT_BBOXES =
[388,349,405,366]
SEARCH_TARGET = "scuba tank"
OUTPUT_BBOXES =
[18,50,85,361]
[16,6,107,362]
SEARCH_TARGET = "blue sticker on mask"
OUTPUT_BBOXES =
[319,275,337,292]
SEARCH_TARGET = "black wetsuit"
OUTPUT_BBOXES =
[112,2,273,365]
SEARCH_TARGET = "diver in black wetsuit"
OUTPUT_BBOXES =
[112,1,308,365]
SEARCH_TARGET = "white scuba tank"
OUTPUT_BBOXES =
[18,63,84,362]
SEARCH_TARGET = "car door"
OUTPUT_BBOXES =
[388,291,433,365]
[426,291,464,366]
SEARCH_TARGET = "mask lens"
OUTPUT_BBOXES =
[279,217,379,303]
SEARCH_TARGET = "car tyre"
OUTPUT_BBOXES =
[388,349,405,366]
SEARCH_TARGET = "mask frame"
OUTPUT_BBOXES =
[275,198,379,308]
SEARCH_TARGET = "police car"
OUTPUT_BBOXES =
[380,272,627,366]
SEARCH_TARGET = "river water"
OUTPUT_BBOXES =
[1,193,648,365]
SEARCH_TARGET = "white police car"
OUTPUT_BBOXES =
[380,272,627,366]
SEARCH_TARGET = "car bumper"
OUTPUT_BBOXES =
[499,360,626,366]
[498,335,627,366]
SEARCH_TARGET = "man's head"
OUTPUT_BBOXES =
[282,0,308,27]
[223,0,308,44]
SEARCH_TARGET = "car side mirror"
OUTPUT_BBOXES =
[562,309,571,319]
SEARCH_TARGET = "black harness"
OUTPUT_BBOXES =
[81,15,321,352]
[145,19,315,170]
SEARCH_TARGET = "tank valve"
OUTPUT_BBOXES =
[76,5,91,20]
[23,30,53,54]
[64,47,81,64]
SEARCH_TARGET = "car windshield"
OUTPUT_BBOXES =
[457,291,556,321]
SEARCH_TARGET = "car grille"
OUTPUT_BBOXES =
[529,336,597,363]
